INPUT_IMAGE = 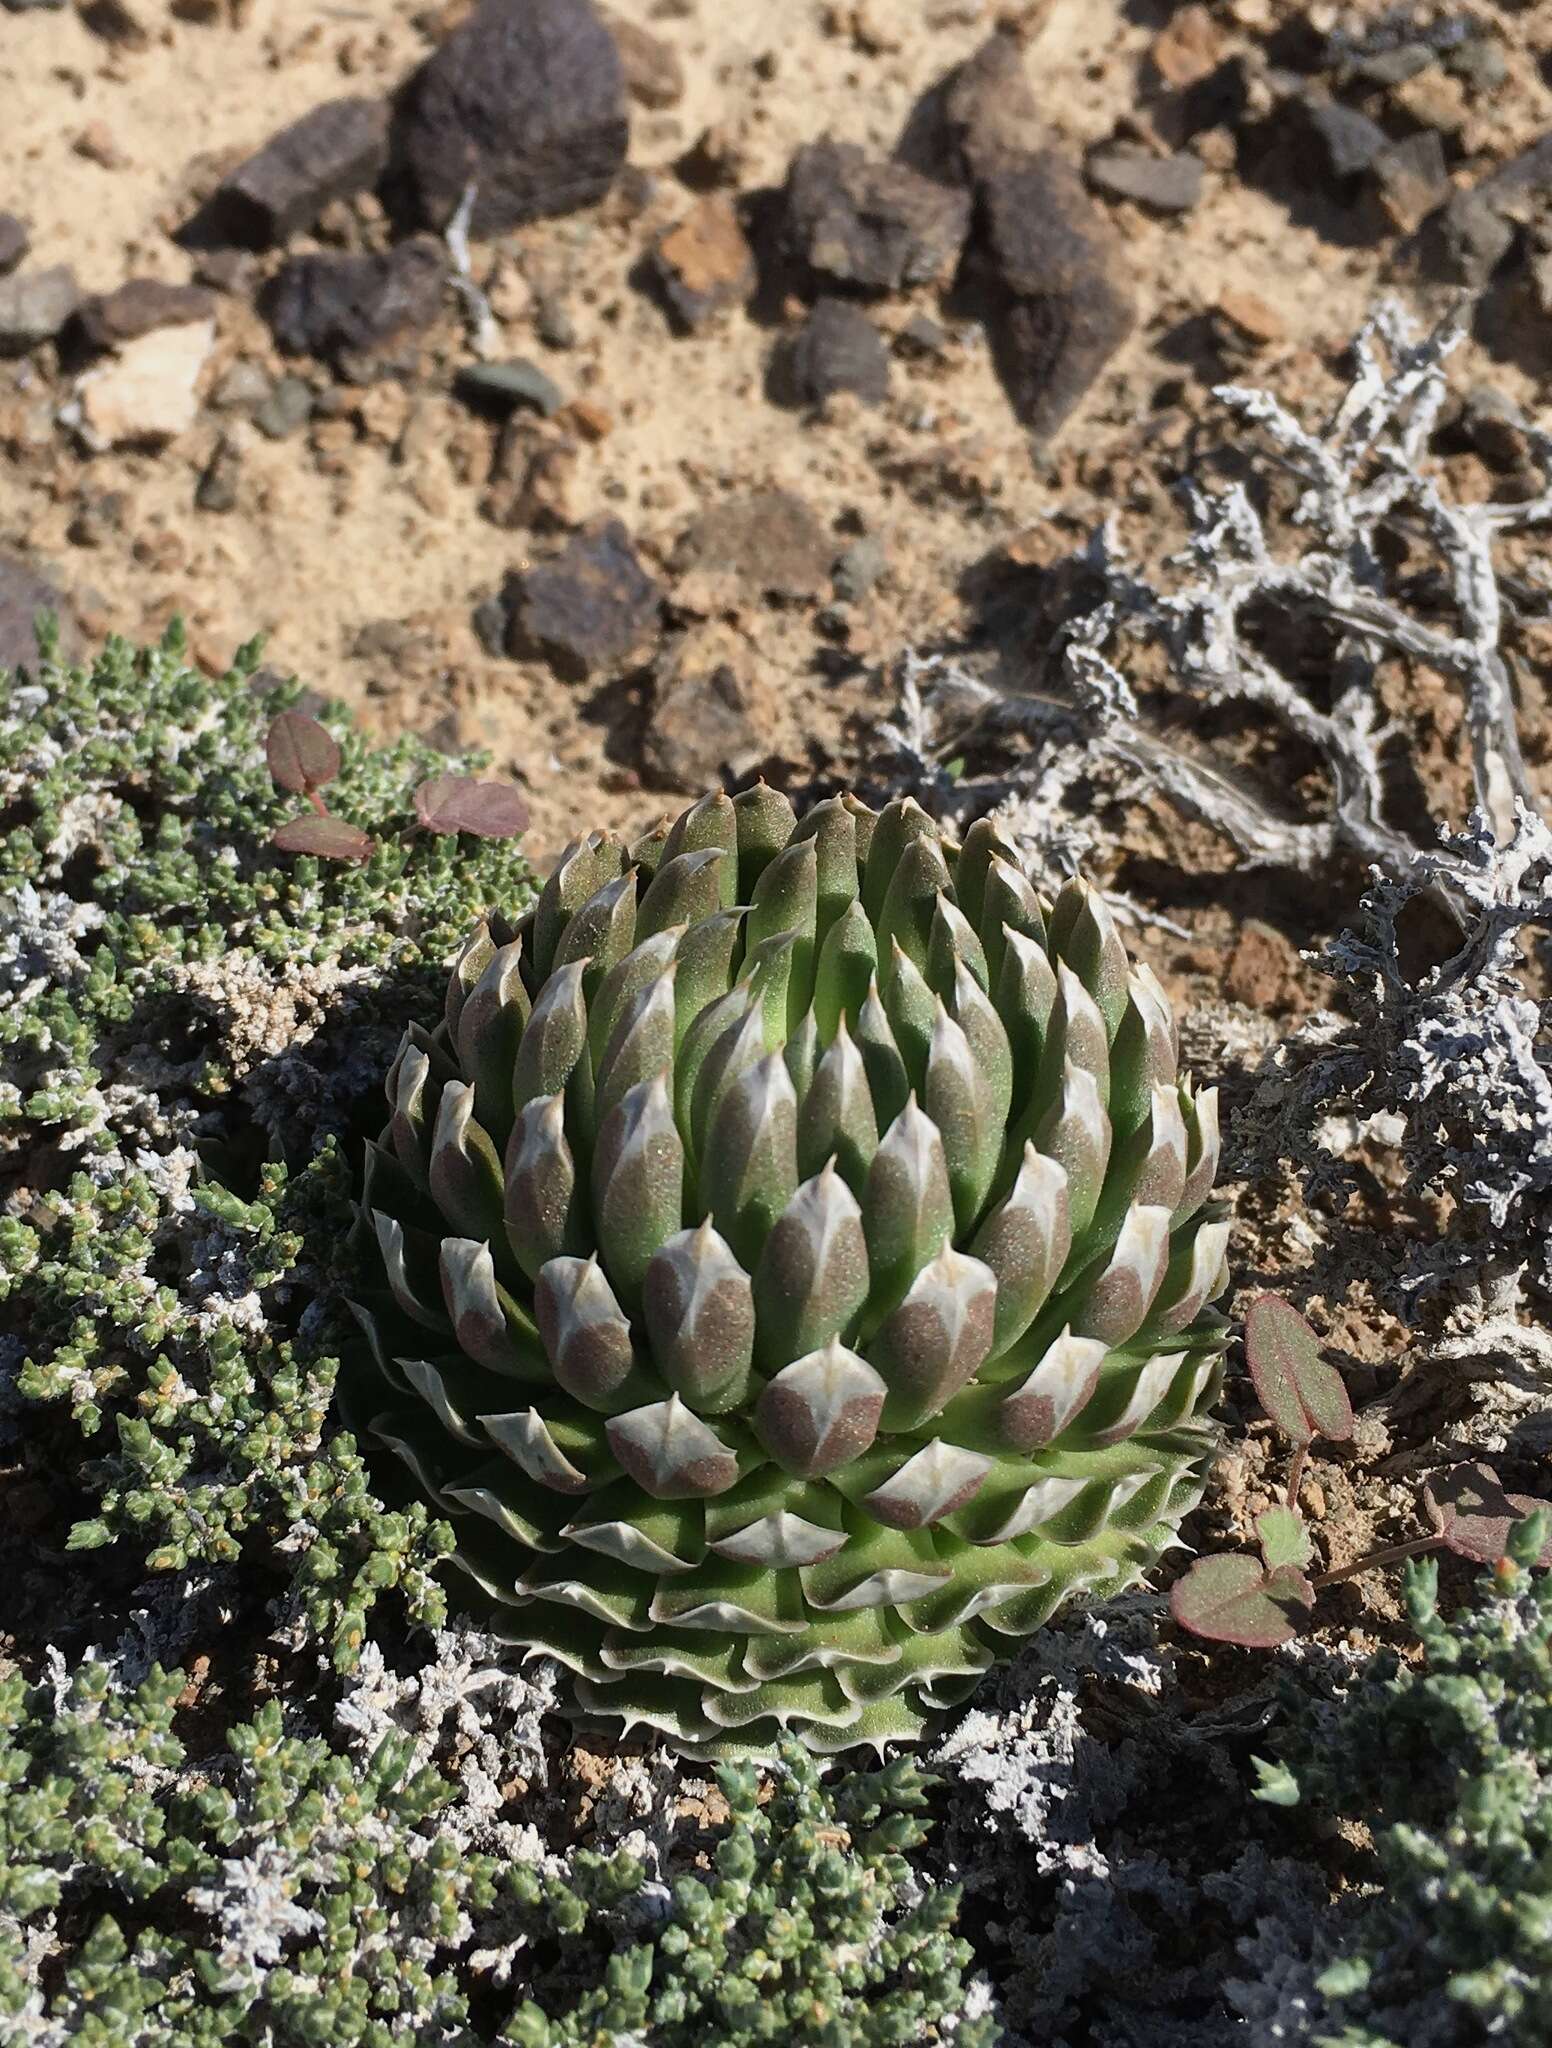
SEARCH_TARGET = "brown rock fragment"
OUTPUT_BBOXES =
[644,625,771,788]
[651,196,757,330]
[979,150,1134,439]
[605,12,684,108]
[79,278,218,348]
[398,0,628,235]
[207,98,391,249]
[676,489,834,604]
[505,517,661,677]
[784,137,971,291]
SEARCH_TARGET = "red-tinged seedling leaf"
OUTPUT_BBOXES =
[267,711,342,794]
[272,814,375,862]
[1424,1463,1552,1568]
[415,773,530,839]
[1245,1294,1354,1448]
[1170,1553,1314,1648]
[1256,1505,1314,1572]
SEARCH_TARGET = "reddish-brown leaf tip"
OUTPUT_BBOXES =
[1425,1463,1552,1569]
[414,772,529,839]
[1170,1552,1314,1648]
[271,813,375,861]
[1245,1293,1354,1448]
[267,711,341,795]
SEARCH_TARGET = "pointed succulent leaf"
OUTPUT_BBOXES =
[1069,1203,1173,1346]
[552,871,638,987]
[1151,1211,1231,1334]
[513,959,591,1115]
[428,1081,506,1243]
[979,855,1045,989]
[868,1242,998,1430]
[924,996,1000,1231]
[877,834,953,983]
[596,966,678,1127]
[606,1396,739,1500]
[589,929,681,1068]
[591,1071,684,1301]
[446,921,497,1040]
[862,796,937,924]
[1035,1061,1111,1239]
[753,1161,870,1371]
[532,830,625,981]
[438,1237,544,1378]
[504,1092,578,1279]
[701,1052,800,1272]
[455,938,530,1141]
[732,781,798,896]
[1050,878,1129,1034]
[952,815,1020,937]
[813,897,878,1044]
[642,1220,755,1410]
[861,1440,994,1531]
[797,1016,879,1192]
[972,1145,1071,1357]
[1176,1082,1220,1221]
[854,976,910,1131]
[637,847,728,940]
[997,1328,1107,1450]
[881,940,936,1091]
[788,793,859,940]
[534,1255,638,1410]
[661,790,739,910]
[755,1340,888,1477]
[863,1097,955,1317]
[927,892,990,998]
[674,910,743,1043]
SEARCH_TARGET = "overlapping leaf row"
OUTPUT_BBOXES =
[354,790,1229,1755]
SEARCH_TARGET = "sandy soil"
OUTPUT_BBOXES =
[4,0,1543,865]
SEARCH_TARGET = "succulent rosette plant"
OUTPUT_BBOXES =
[351,789,1229,1755]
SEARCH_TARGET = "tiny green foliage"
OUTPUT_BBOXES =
[1256,1518,1552,2047]
[1,627,534,1662]
[0,1658,989,2048]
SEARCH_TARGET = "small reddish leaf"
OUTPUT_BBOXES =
[267,711,341,794]
[1425,1463,1552,1568]
[1245,1294,1354,1448]
[414,772,529,839]
[271,813,375,861]
[1256,1505,1314,1572]
[1170,1553,1314,1648]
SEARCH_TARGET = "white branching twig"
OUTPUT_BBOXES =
[883,304,1551,877]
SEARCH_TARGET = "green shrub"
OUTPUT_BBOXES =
[1248,1518,1552,2047]
[1,626,534,1661]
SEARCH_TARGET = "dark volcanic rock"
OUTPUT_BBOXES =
[604,11,684,109]
[206,98,391,249]
[979,150,1134,440]
[1371,130,1449,233]
[79,278,218,348]
[787,297,890,406]
[650,195,757,330]
[1415,187,1514,287]
[644,626,769,789]
[505,517,661,677]
[398,0,628,236]
[784,137,971,292]
[1086,146,1204,214]
[676,489,834,603]
[1298,96,1387,183]
[0,554,81,673]
[0,213,28,276]
[937,30,1044,182]
[261,236,446,360]
[0,264,81,353]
